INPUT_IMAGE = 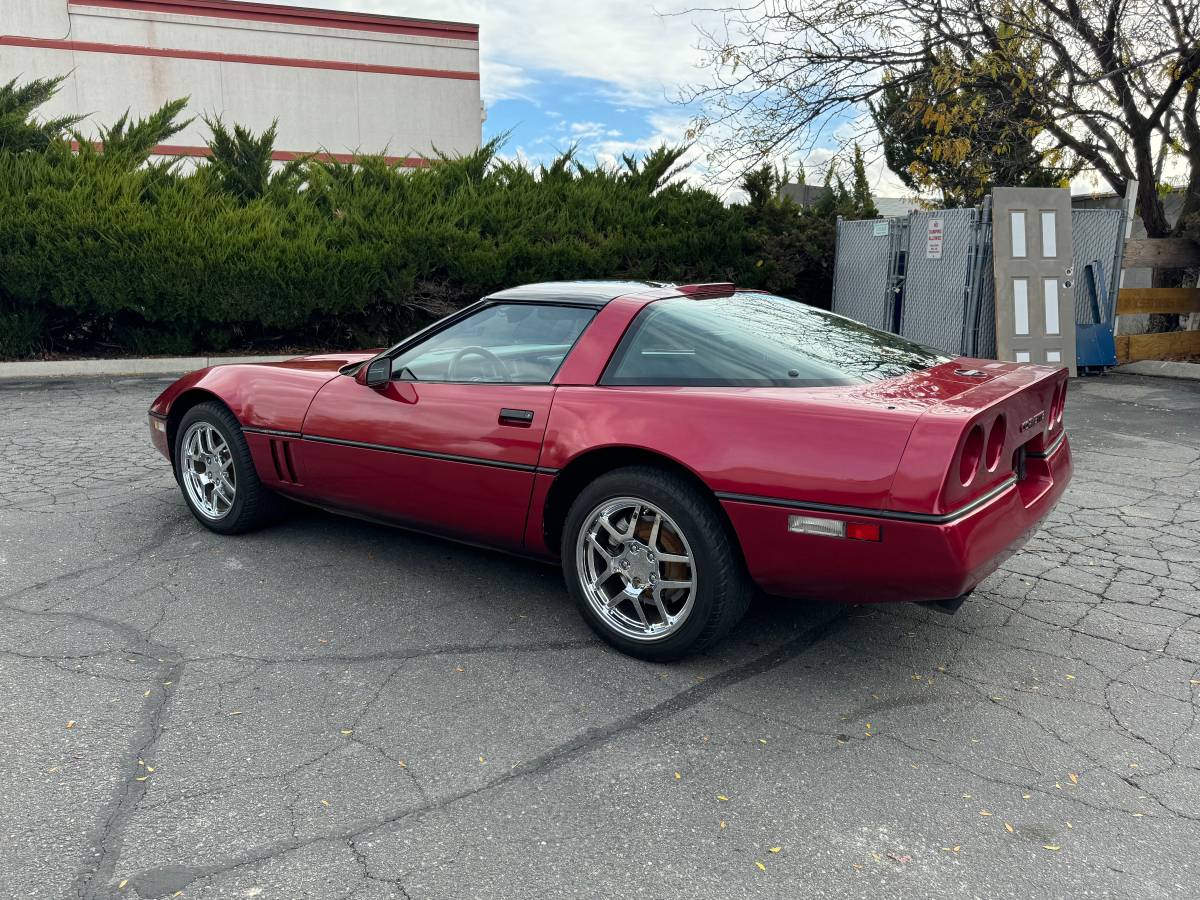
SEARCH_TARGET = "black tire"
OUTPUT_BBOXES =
[561,465,752,661]
[174,401,282,535]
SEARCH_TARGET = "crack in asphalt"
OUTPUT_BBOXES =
[121,611,848,896]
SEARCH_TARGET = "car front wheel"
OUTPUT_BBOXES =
[174,401,280,535]
[562,466,752,661]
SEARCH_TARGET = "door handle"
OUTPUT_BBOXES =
[498,408,535,427]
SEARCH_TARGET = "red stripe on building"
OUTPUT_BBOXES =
[0,35,480,81]
[72,140,431,166]
[69,0,479,41]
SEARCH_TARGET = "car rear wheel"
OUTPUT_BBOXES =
[175,402,280,535]
[562,466,752,661]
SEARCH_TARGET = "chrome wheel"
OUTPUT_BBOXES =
[575,497,697,642]
[180,421,236,520]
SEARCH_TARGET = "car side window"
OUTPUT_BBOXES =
[390,303,595,384]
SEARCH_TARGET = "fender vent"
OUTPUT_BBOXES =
[269,439,300,484]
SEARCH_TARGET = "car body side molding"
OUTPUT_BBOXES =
[716,475,1019,525]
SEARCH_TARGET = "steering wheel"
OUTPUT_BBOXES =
[447,346,511,382]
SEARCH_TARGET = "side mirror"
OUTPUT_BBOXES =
[357,357,391,389]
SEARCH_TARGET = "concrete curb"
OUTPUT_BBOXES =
[1112,360,1200,381]
[0,354,294,380]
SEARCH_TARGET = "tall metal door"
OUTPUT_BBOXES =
[991,188,1077,375]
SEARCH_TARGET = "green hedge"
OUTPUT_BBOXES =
[0,84,868,358]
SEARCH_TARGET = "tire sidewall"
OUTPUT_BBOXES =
[562,469,727,660]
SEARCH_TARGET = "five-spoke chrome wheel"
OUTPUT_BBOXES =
[180,421,236,520]
[575,496,697,642]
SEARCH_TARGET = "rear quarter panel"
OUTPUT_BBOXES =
[540,385,923,509]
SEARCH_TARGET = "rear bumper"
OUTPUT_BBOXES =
[721,433,1072,603]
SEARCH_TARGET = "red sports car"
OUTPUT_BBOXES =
[149,281,1071,659]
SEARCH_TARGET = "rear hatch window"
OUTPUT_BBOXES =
[602,292,953,387]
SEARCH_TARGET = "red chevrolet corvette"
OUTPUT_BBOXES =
[149,281,1071,659]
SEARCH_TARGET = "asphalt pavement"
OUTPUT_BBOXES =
[1,373,1198,899]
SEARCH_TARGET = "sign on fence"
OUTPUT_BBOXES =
[926,217,944,259]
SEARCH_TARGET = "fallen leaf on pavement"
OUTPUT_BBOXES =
[755,861,766,872]
[769,847,781,853]
[1068,773,1079,784]
[1043,845,1061,851]
[1005,823,1014,833]
[66,721,76,729]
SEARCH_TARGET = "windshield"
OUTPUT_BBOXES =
[601,292,952,387]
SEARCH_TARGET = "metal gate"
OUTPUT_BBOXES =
[831,198,1125,364]
[831,218,905,332]
[899,209,981,353]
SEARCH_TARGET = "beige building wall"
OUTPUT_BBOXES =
[0,0,482,165]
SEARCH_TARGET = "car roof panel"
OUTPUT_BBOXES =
[483,280,675,306]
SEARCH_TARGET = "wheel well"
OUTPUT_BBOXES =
[165,389,229,462]
[541,447,745,562]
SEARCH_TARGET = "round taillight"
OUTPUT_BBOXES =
[960,425,984,486]
[985,415,1006,471]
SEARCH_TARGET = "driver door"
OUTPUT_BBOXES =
[297,302,596,550]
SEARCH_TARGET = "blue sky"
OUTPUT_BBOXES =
[483,71,691,170]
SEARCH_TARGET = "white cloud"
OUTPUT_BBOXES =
[480,60,535,103]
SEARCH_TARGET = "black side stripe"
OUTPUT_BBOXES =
[716,475,1018,525]
[243,428,560,475]
[243,426,302,439]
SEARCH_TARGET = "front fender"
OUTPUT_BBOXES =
[149,363,341,433]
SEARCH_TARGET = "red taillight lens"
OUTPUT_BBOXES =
[959,425,984,486]
[846,522,882,542]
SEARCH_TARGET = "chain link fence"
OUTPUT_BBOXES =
[832,203,1124,359]
[831,218,904,332]
[1071,209,1126,323]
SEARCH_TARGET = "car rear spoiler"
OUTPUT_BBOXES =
[675,282,736,298]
